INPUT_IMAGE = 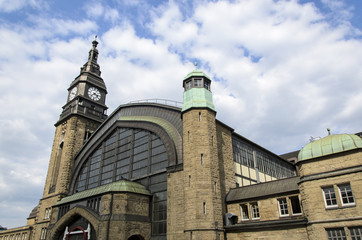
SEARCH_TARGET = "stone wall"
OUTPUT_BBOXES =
[180,109,234,240]
[0,226,32,240]
[299,150,362,240]
[227,193,303,222]
[34,116,100,240]
[167,169,185,240]
[299,150,362,176]
[226,226,307,240]
[216,122,236,214]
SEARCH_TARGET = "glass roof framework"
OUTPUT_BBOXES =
[68,103,183,238]
[74,128,169,192]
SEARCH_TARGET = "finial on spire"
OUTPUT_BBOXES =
[194,62,198,69]
[327,128,331,135]
[92,35,98,48]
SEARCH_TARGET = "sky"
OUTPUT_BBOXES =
[1,0,362,229]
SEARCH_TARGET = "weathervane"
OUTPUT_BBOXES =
[92,35,98,48]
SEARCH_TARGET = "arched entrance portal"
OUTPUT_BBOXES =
[65,225,88,240]
[55,215,96,240]
[128,235,145,240]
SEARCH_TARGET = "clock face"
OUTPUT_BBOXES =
[88,87,101,101]
[69,87,77,101]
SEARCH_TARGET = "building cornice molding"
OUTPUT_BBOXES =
[299,165,362,183]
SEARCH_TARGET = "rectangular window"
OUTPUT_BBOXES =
[323,186,338,208]
[194,78,202,87]
[250,202,260,219]
[185,80,192,90]
[203,202,206,215]
[338,184,355,206]
[326,228,347,240]
[278,198,289,216]
[44,207,51,219]
[350,227,362,240]
[290,196,302,215]
[240,204,249,221]
[40,228,47,240]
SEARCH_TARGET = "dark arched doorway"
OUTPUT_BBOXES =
[56,215,96,240]
[128,235,145,240]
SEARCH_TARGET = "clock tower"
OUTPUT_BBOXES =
[33,38,108,240]
[57,36,108,125]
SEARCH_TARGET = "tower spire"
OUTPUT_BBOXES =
[81,35,101,76]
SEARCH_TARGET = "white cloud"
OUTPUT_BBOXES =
[84,1,120,23]
[149,2,198,47]
[0,0,47,12]
[85,2,105,18]
[321,0,353,21]
[146,0,362,152]
[28,16,98,37]
[100,25,189,107]
[105,8,120,23]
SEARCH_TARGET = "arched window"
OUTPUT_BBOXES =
[75,128,168,191]
[74,127,168,236]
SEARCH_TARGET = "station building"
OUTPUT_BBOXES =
[1,40,361,240]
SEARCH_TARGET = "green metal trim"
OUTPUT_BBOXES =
[56,180,150,205]
[183,69,211,80]
[182,88,215,112]
[298,134,362,161]
[117,116,181,146]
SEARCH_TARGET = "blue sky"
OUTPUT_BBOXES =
[1,0,362,228]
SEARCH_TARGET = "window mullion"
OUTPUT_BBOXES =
[129,129,135,179]
[112,128,121,182]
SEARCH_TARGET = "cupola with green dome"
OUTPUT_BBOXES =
[181,63,215,112]
[298,132,362,161]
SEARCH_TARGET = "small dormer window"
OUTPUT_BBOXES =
[194,78,202,87]
[186,80,192,90]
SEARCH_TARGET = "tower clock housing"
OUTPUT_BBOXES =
[57,38,108,125]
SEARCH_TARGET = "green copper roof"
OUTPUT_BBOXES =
[298,134,362,161]
[182,88,215,112]
[118,115,181,145]
[184,69,211,80]
[56,180,150,205]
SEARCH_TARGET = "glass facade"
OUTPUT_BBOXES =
[232,136,295,186]
[75,127,168,237]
